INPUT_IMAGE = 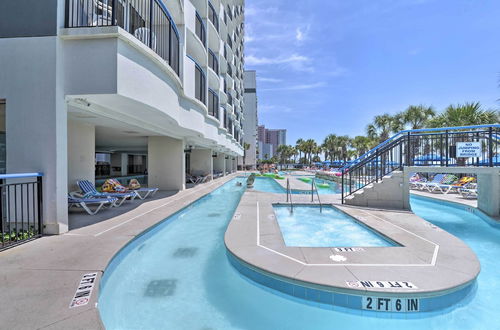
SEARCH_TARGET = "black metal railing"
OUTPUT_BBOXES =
[194,63,206,104]
[1,173,43,251]
[208,49,219,75]
[208,89,219,119]
[341,125,500,203]
[65,0,180,75]
[195,12,206,48]
[208,1,219,32]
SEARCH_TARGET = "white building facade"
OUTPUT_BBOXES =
[238,70,257,169]
[0,0,245,234]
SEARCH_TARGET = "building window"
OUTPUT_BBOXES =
[208,50,219,75]
[208,90,219,119]
[208,2,219,32]
[195,65,206,104]
[195,12,206,48]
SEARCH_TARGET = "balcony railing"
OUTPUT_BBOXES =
[195,12,206,48]
[1,173,43,252]
[208,89,219,119]
[208,49,219,75]
[65,0,180,75]
[208,1,219,32]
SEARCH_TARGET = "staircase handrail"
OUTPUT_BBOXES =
[341,124,500,173]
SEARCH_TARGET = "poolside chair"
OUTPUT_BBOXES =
[77,180,136,207]
[426,174,459,194]
[127,179,159,200]
[428,176,476,194]
[414,173,445,190]
[408,173,426,190]
[68,193,117,215]
[459,183,478,199]
[186,174,201,184]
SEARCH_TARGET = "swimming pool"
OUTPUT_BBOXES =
[273,205,396,247]
[252,176,341,194]
[99,179,500,329]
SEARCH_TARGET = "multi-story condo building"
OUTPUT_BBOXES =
[0,0,245,234]
[257,125,286,160]
[238,70,257,169]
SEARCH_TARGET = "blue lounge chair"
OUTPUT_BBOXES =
[68,194,118,215]
[415,173,445,190]
[77,180,136,206]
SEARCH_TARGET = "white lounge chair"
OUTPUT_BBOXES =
[68,193,117,215]
[459,183,478,199]
[77,180,137,206]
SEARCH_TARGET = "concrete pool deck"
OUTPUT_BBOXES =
[225,188,480,301]
[0,174,238,330]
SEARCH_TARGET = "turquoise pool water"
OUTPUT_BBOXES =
[252,176,340,194]
[274,205,395,247]
[99,179,500,329]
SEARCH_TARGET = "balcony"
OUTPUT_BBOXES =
[65,0,180,75]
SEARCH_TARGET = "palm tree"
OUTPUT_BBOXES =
[401,105,436,129]
[295,138,305,162]
[351,136,372,158]
[428,102,499,127]
[322,134,337,162]
[366,113,399,143]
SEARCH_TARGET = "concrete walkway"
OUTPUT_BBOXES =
[0,174,237,330]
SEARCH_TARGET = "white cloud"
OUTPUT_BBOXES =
[296,28,304,41]
[261,82,326,92]
[257,77,283,83]
[245,54,311,68]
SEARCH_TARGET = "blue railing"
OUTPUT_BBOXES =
[341,124,500,173]
[0,173,43,251]
[341,124,500,203]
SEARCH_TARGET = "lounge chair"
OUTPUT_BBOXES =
[68,193,117,215]
[77,180,136,206]
[186,174,202,184]
[459,183,478,199]
[428,176,475,194]
[127,179,159,200]
[414,173,445,190]
[426,174,459,194]
[409,173,427,190]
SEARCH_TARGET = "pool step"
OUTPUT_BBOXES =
[345,171,409,209]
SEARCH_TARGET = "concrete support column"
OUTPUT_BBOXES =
[67,120,95,193]
[225,156,232,174]
[148,136,185,190]
[478,170,500,217]
[213,153,226,175]
[3,37,68,234]
[190,148,213,180]
[121,153,128,176]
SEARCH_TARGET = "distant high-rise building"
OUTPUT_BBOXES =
[257,125,286,160]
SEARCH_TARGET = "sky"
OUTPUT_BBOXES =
[244,0,500,145]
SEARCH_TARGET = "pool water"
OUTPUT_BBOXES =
[274,205,395,247]
[252,176,341,194]
[99,179,500,329]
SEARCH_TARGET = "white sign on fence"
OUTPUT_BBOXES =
[456,142,481,158]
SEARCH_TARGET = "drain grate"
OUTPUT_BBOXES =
[207,213,221,217]
[173,247,198,258]
[144,279,177,297]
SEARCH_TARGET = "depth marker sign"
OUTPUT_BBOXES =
[69,273,98,308]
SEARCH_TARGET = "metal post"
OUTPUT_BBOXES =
[375,149,379,182]
[399,141,403,170]
[111,0,116,25]
[0,179,3,247]
[489,127,494,167]
[406,132,411,166]
[445,130,449,167]
[341,171,344,204]
[440,133,444,167]
[311,180,314,202]
[37,176,43,236]
[149,0,154,48]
